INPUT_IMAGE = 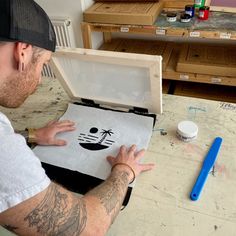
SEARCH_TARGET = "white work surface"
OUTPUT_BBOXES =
[0,78,236,236]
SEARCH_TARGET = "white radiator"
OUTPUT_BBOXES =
[42,17,75,78]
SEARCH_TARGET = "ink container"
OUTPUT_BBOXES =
[198,6,210,20]
[166,12,177,22]
[185,5,195,18]
[180,13,191,23]
[194,0,205,8]
[176,121,198,142]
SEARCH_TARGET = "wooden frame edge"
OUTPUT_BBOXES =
[52,47,163,114]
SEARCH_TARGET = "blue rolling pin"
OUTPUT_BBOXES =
[190,137,223,201]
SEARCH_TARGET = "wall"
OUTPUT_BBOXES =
[35,0,103,48]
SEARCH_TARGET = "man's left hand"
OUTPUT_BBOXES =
[34,120,76,146]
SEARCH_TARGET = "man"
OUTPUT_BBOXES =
[0,0,155,235]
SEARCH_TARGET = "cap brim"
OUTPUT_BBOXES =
[0,36,17,43]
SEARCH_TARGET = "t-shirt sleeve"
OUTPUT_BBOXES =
[0,113,51,213]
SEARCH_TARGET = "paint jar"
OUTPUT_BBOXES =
[185,5,195,18]
[198,6,210,20]
[194,0,205,8]
[180,13,191,23]
[176,121,198,142]
[166,12,177,22]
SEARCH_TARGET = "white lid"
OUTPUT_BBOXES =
[50,47,163,114]
[177,121,198,139]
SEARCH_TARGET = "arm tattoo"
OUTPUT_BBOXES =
[24,184,87,235]
[88,170,129,222]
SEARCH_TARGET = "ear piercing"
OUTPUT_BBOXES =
[18,62,25,72]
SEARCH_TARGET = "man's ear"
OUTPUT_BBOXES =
[14,42,33,71]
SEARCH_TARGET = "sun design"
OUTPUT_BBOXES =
[78,127,115,151]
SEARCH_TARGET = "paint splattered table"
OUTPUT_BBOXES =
[1,78,236,236]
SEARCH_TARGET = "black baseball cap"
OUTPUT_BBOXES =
[0,0,56,52]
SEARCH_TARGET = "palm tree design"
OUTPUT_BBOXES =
[98,129,114,144]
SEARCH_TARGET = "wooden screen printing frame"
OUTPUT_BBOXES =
[50,47,163,114]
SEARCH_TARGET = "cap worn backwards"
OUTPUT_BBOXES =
[0,0,56,52]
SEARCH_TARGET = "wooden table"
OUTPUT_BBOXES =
[1,78,236,236]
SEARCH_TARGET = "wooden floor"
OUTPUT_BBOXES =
[163,80,236,104]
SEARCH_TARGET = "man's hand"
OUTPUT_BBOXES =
[34,120,76,146]
[107,145,155,183]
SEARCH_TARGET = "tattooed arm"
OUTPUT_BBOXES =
[0,145,154,236]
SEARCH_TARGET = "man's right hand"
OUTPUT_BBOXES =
[107,145,155,183]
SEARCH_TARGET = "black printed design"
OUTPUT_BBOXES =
[78,127,115,151]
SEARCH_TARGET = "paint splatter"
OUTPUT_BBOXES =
[153,128,167,136]
[188,106,207,112]
[210,165,216,177]
[188,106,207,119]
[213,163,230,178]
[161,130,168,136]
[152,185,159,191]
[184,143,205,156]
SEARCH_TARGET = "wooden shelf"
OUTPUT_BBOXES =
[82,4,236,87]
[173,81,236,103]
[163,44,236,86]
[99,38,236,86]
[82,11,236,48]
[99,38,172,71]
[154,10,236,40]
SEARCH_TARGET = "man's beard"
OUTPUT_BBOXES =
[0,62,39,108]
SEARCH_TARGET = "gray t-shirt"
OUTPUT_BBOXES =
[0,112,51,213]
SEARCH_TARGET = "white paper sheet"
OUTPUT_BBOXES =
[34,103,154,180]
